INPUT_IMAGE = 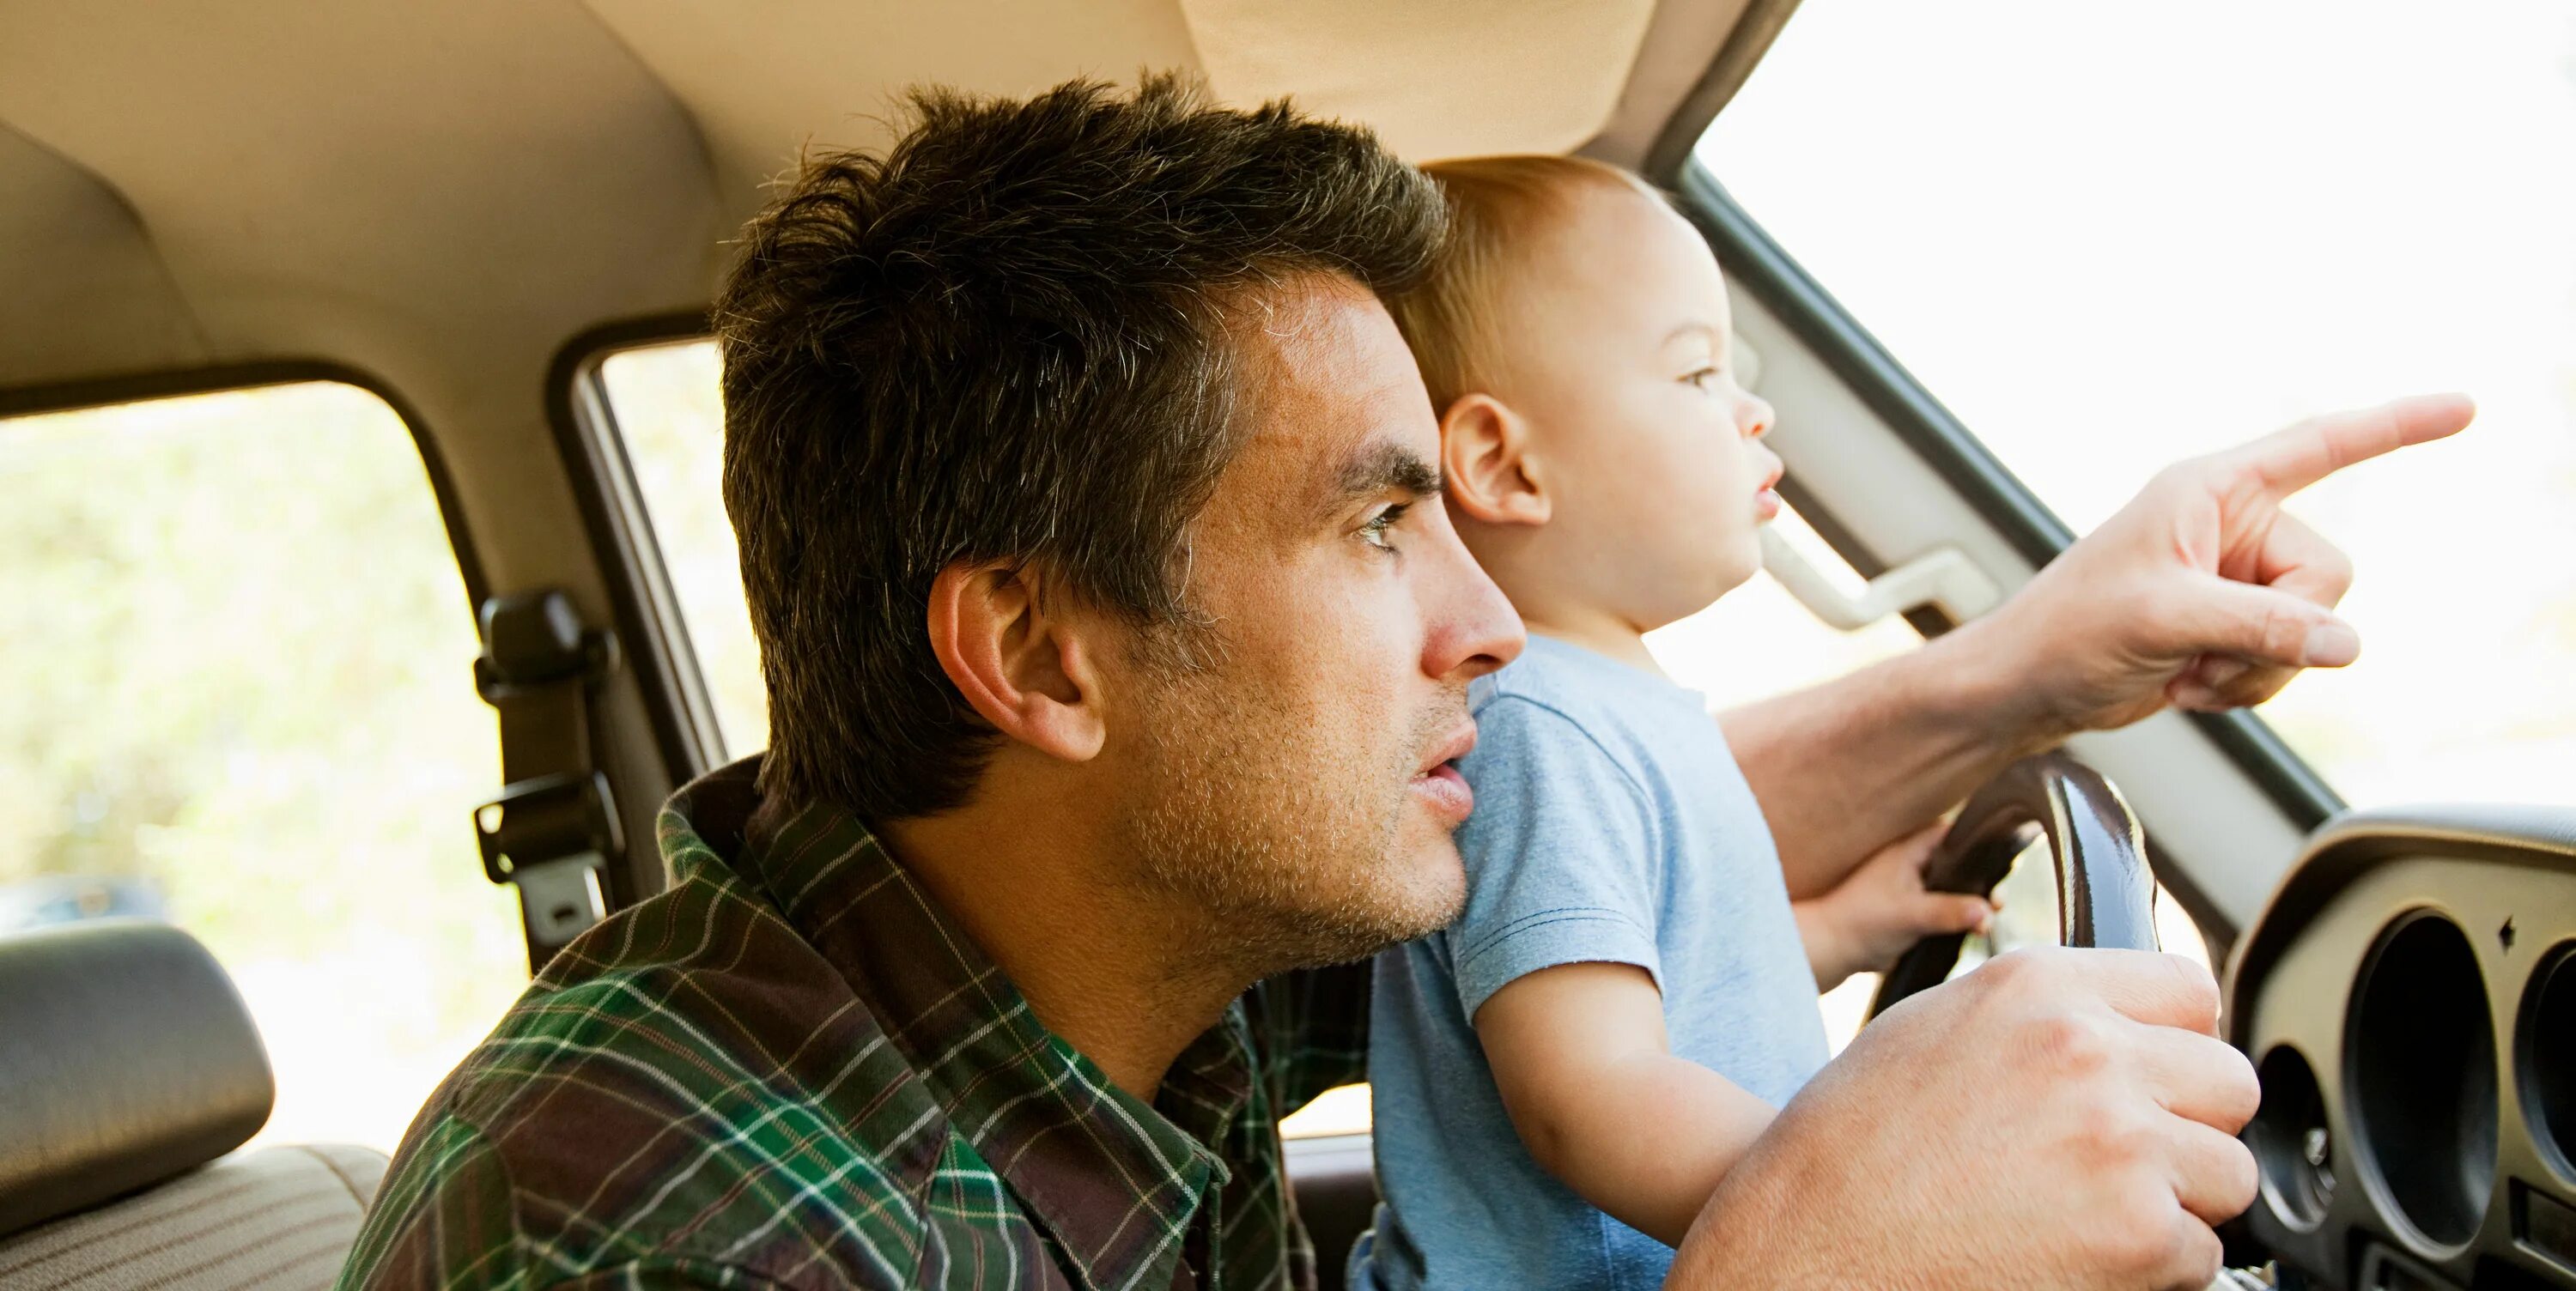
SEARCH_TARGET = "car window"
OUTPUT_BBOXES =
[1700,0,2576,809]
[0,381,527,1149]
[597,342,769,759]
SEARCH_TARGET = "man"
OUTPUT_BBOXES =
[340,77,2469,1290]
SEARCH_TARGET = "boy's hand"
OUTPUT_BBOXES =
[1792,822,1993,991]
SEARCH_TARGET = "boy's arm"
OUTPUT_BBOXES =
[1474,962,1777,1247]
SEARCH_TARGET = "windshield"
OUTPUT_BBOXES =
[1699,0,2576,808]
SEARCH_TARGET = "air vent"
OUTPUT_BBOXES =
[2520,943,2576,1182]
[2248,1044,2333,1229]
[2346,911,2498,1251]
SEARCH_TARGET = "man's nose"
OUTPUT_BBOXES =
[1421,520,1524,683]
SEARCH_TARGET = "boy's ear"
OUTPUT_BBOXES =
[1440,393,1551,528]
[924,562,1108,764]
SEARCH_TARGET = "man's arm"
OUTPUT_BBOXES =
[1730,393,2475,898]
[1728,624,2044,899]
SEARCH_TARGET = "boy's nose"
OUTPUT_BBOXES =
[1741,392,1777,439]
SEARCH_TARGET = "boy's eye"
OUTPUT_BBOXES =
[1686,366,1727,391]
[1360,502,1412,551]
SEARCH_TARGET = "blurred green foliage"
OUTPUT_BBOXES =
[0,383,529,1143]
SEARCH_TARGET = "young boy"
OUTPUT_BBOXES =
[1351,155,1998,1291]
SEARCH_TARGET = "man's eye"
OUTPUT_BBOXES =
[1361,502,1412,550]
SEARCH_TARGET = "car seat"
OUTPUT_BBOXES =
[0,920,390,1289]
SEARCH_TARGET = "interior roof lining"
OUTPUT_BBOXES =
[0,0,1764,397]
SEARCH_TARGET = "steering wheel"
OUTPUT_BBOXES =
[1867,751,2161,1020]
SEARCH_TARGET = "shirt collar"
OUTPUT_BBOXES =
[661,758,1255,1291]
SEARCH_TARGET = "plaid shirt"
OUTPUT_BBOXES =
[338,758,1366,1291]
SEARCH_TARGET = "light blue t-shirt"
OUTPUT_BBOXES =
[1352,635,1831,1291]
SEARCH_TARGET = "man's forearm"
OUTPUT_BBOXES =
[1723,618,2063,899]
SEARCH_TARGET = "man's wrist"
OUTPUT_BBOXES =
[1907,614,2078,759]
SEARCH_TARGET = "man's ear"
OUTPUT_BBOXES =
[1439,393,1550,528]
[924,562,1107,763]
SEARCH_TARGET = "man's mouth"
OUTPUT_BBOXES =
[1410,721,1479,827]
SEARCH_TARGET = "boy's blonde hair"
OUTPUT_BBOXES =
[1386,155,1666,412]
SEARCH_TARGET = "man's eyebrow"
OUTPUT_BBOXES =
[1332,439,1442,506]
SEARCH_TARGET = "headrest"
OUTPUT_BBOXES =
[0,920,274,1237]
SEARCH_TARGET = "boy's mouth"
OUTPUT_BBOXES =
[1755,464,1785,521]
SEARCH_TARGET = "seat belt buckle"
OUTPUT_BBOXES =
[473,771,623,953]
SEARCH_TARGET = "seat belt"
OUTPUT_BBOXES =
[471,590,624,973]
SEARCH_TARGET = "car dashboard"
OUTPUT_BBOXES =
[2227,805,2576,1289]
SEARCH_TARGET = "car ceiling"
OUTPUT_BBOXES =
[0,0,1783,597]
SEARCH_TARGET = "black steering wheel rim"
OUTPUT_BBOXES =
[1867,751,2160,1019]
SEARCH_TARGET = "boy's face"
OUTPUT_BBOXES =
[1497,185,1783,630]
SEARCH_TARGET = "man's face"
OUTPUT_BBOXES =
[1103,278,1524,970]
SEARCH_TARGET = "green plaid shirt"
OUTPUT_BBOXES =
[338,758,1366,1291]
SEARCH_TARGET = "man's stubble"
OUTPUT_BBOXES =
[1115,631,1469,980]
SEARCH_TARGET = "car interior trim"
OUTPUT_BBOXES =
[2227,803,2576,1287]
[1634,0,1805,181]
[543,313,732,806]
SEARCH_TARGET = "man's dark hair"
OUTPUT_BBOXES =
[715,74,1447,820]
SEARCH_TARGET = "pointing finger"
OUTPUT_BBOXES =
[2230,393,2473,500]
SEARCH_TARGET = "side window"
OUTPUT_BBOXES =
[0,382,527,1149]
[1701,0,2576,811]
[597,341,768,759]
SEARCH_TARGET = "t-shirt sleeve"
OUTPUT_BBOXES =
[1447,694,1663,1023]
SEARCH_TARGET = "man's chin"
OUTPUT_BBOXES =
[1268,839,1464,969]
[1370,834,1470,943]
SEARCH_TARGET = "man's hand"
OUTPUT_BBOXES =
[1792,821,1993,990]
[1973,392,2475,733]
[1728,394,2472,896]
[1665,947,2260,1290]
